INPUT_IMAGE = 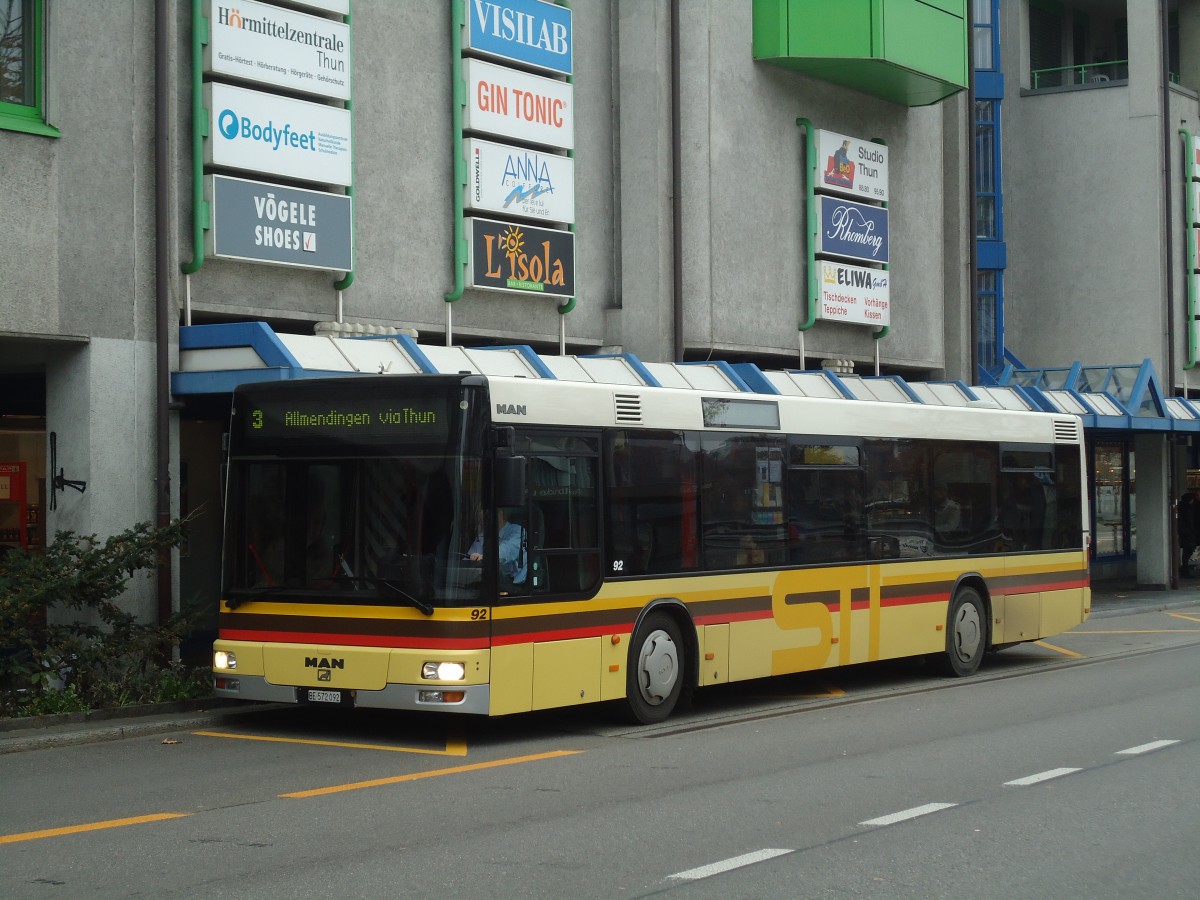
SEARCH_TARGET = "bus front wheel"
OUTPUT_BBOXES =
[626,612,684,724]
[939,586,987,677]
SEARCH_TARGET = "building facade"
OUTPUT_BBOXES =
[0,0,1195,630]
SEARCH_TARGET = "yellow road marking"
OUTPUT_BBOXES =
[0,813,189,845]
[1034,640,1083,657]
[1167,612,1200,623]
[281,749,583,799]
[193,730,469,757]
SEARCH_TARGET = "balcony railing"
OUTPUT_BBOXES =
[1031,61,1128,89]
[1031,61,1181,90]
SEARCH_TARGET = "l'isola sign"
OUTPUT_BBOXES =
[467,217,575,298]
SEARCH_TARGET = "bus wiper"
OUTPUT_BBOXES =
[341,576,434,616]
[225,586,288,609]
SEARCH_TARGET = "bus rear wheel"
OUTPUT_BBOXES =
[626,612,685,724]
[940,586,986,677]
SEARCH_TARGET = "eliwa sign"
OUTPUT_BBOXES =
[205,0,350,101]
[819,262,890,326]
[205,81,352,186]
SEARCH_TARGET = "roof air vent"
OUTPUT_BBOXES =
[1053,418,1081,443]
[614,393,642,424]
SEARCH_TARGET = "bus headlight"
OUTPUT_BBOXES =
[214,651,237,671]
[422,661,466,681]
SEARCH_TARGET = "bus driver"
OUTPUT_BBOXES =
[468,508,527,585]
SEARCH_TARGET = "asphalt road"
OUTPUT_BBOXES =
[2,602,1198,898]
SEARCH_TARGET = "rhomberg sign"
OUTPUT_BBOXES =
[817,195,889,264]
[468,217,574,297]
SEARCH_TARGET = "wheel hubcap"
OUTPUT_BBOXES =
[637,629,679,705]
[952,603,982,662]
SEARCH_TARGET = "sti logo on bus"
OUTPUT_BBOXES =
[496,403,527,415]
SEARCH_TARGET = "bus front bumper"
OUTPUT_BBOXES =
[213,674,491,715]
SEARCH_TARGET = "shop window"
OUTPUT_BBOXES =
[1094,442,1134,557]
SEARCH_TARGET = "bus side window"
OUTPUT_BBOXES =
[606,430,700,576]
[520,435,602,596]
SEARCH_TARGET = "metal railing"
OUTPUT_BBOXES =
[1031,60,1129,89]
[1031,61,1182,90]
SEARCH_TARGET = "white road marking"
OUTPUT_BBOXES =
[859,802,957,827]
[668,849,793,881]
[1004,767,1082,786]
[1116,740,1180,755]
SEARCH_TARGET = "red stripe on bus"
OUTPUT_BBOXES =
[694,609,773,626]
[492,625,625,646]
[218,629,488,650]
[998,577,1090,594]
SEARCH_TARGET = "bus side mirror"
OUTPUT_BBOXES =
[494,455,526,508]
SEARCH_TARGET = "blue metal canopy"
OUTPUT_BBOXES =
[172,324,1200,434]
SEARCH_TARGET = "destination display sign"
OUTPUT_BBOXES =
[818,261,890,326]
[467,216,574,297]
[816,129,889,201]
[817,195,889,264]
[237,391,451,450]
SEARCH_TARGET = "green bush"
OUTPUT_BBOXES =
[0,519,213,718]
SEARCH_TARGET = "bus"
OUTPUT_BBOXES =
[212,366,1090,724]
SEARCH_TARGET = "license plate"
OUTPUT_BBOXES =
[305,689,344,704]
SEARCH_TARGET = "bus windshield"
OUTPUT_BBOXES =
[223,379,487,608]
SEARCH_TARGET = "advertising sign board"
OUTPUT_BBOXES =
[205,0,350,101]
[818,261,890,326]
[286,0,349,14]
[206,82,352,186]
[816,129,889,202]
[817,195,889,264]
[463,0,573,76]
[467,217,574,297]
[465,138,574,223]
[463,58,574,150]
[206,175,353,272]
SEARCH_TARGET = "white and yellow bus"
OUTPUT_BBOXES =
[212,366,1090,723]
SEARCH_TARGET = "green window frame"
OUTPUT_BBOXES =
[0,0,58,137]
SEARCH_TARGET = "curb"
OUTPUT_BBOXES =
[0,701,281,755]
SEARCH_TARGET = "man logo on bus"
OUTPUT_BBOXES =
[305,657,344,669]
[496,403,527,416]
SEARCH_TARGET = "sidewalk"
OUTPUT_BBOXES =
[1090,577,1200,618]
[3,583,1198,755]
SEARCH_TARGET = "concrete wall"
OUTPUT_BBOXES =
[0,3,161,580]
[1000,0,1200,384]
